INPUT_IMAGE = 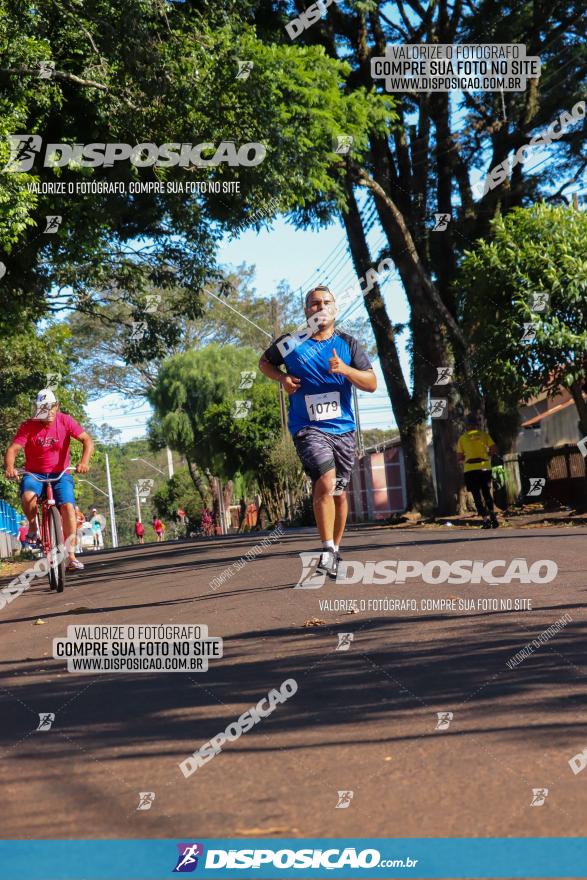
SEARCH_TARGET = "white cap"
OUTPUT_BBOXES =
[33,388,57,419]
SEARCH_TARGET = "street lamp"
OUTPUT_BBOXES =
[134,482,153,522]
[76,455,118,549]
[135,483,142,523]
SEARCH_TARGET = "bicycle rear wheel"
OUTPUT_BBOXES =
[47,557,57,591]
[47,506,66,593]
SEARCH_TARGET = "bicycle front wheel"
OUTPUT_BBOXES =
[47,506,66,593]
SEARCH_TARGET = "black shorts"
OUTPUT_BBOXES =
[464,469,492,492]
[292,426,356,490]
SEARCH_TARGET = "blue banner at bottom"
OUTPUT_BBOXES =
[1,838,586,879]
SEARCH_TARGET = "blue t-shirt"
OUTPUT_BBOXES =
[263,329,372,436]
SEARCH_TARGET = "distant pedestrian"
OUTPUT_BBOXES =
[457,413,499,528]
[90,511,103,549]
[135,518,145,544]
[18,520,28,549]
[152,516,165,542]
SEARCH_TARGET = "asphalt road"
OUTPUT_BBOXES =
[1,524,586,842]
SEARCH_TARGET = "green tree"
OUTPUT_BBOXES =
[202,382,304,522]
[0,0,387,333]
[152,467,210,527]
[148,344,307,521]
[459,204,587,445]
[148,343,265,491]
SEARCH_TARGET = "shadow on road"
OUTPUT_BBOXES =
[2,609,585,763]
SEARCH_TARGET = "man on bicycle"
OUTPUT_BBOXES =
[3,389,94,571]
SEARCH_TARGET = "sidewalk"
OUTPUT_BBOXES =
[385,504,587,529]
[350,504,587,531]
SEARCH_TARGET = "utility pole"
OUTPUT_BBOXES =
[104,453,118,548]
[216,477,227,535]
[353,385,364,457]
[166,446,174,478]
[270,296,288,436]
[134,483,142,523]
[270,295,293,519]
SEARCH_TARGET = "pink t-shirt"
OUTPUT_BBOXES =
[12,412,84,473]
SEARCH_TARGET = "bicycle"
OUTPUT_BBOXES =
[16,466,76,593]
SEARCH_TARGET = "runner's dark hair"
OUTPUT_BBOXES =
[304,285,335,308]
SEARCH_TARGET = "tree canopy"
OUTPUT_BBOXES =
[460,204,587,443]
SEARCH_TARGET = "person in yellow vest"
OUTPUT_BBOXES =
[457,413,499,529]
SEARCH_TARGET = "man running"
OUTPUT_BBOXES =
[259,285,376,578]
[3,389,94,570]
[457,413,499,528]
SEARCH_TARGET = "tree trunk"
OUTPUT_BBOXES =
[429,383,468,514]
[223,480,234,512]
[569,380,587,436]
[351,161,468,514]
[401,417,436,512]
[185,456,208,500]
[341,184,436,513]
[423,322,468,515]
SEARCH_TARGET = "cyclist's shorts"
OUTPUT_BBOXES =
[293,426,356,490]
[20,472,75,506]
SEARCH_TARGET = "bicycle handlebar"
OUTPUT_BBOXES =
[15,466,76,482]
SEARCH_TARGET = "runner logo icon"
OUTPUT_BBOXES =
[530,788,549,806]
[173,843,204,872]
[6,135,43,171]
[435,711,453,731]
[335,790,354,809]
[295,552,326,589]
[36,712,55,731]
[136,791,155,811]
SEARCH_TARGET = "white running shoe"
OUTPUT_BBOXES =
[316,550,338,579]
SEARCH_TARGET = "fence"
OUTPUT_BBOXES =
[0,499,21,559]
[518,444,587,509]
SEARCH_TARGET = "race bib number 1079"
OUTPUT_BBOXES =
[305,391,341,422]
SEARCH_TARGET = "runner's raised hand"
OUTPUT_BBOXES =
[328,349,348,375]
